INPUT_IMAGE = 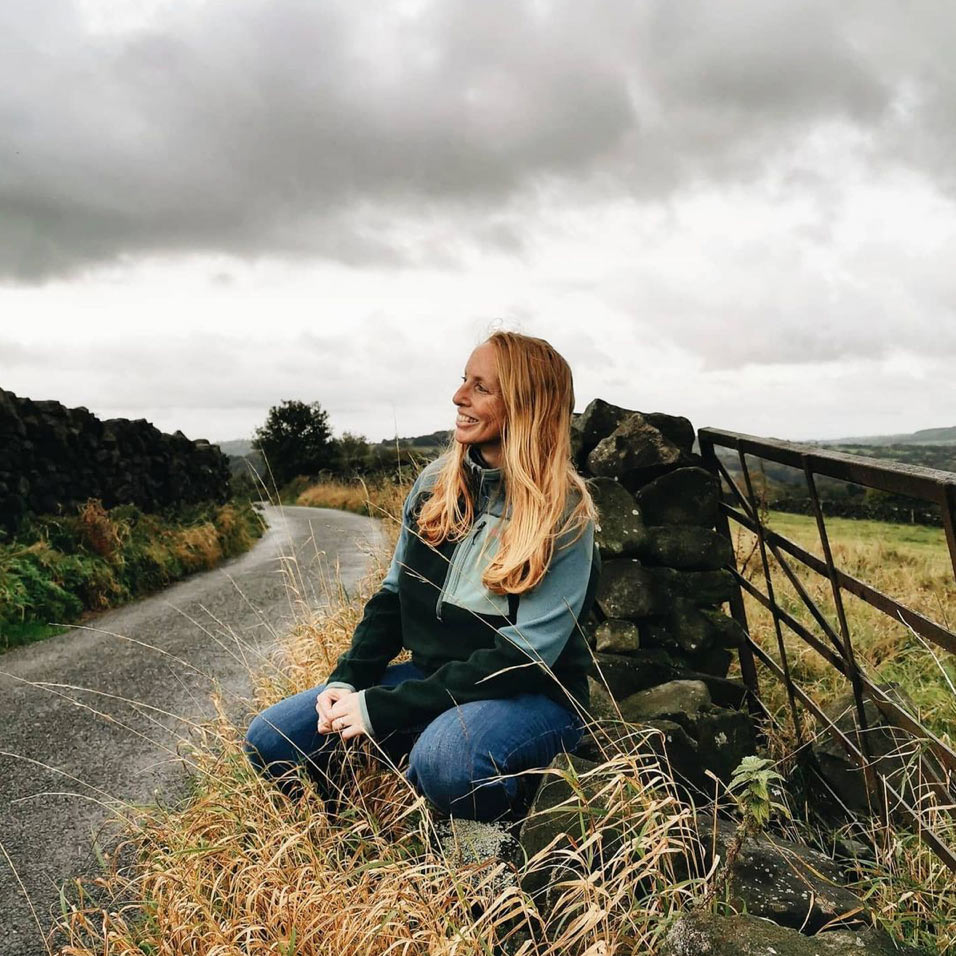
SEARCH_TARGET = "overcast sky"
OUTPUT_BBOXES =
[2,0,955,444]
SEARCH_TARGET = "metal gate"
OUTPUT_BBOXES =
[697,427,956,871]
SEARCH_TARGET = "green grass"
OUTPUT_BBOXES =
[735,508,955,741]
[0,620,67,648]
[0,498,265,653]
[768,510,950,552]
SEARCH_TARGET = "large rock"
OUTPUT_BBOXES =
[574,717,704,792]
[642,412,697,457]
[635,466,721,527]
[691,706,758,781]
[684,645,733,679]
[662,913,921,956]
[433,817,521,898]
[638,525,734,571]
[517,753,628,911]
[648,566,737,606]
[699,609,747,648]
[587,413,698,490]
[590,650,684,699]
[596,563,736,621]
[573,399,636,461]
[584,676,619,722]
[590,477,648,558]
[683,673,751,710]
[617,685,756,784]
[699,818,868,933]
[595,559,668,619]
[617,680,711,723]
[576,682,754,792]
[641,601,719,655]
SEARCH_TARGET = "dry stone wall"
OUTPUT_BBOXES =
[0,387,230,533]
[569,399,757,791]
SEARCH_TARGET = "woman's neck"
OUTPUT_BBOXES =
[472,442,502,469]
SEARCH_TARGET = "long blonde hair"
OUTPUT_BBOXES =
[417,330,596,594]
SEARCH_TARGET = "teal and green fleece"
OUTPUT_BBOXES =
[325,448,599,738]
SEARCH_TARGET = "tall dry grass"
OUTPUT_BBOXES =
[295,477,409,523]
[47,491,706,956]
[29,485,956,953]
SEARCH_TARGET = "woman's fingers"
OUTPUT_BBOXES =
[315,687,345,720]
[322,694,367,740]
[315,688,365,739]
[339,722,363,741]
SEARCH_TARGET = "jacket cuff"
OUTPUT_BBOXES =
[324,680,356,693]
[358,689,376,738]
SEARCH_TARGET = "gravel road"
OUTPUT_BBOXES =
[0,505,383,956]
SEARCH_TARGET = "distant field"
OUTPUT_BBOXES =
[732,509,956,744]
[769,510,951,554]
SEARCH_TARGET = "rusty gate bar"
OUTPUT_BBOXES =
[736,447,806,747]
[726,505,956,655]
[697,426,956,873]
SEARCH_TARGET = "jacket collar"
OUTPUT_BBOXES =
[463,444,502,477]
[462,445,504,510]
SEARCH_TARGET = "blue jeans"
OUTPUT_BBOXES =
[243,660,584,822]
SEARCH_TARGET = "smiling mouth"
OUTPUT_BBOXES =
[456,414,479,425]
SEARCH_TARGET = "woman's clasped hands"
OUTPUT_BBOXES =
[315,686,368,740]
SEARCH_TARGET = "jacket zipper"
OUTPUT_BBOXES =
[435,517,487,621]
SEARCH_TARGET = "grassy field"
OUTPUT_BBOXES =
[732,510,955,743]
[0,498,265,652]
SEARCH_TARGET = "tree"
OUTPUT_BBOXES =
[333,431,371,475]
[253,400,334,486]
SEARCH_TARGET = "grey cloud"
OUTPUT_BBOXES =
[0,324,457,440]
[2,0,954,280]
[611,250,956,369]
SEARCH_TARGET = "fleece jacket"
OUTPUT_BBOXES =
[324,448,599,738]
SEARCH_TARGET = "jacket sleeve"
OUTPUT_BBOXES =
[323,471,427,691]
[361,519,595,737]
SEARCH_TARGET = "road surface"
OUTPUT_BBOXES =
[0,505,383,956]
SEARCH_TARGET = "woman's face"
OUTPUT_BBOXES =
[452,341,506,458]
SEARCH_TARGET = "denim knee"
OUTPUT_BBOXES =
[406,743,516,821]
[243,712,287,776]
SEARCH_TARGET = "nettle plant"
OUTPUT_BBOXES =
[730,755,791,836]
[701,755,791,911]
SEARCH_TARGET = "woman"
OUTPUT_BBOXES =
[244,331,600,822]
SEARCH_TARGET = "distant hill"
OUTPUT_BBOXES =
[216,439,255,457]
[815,425,956,446]
[370,429,452,450]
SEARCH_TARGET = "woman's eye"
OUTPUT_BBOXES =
[476,383,489,393]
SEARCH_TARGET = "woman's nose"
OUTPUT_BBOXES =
[453,383,468,405]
